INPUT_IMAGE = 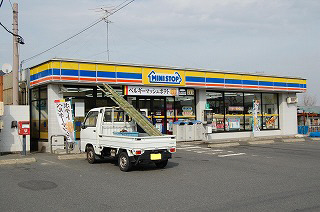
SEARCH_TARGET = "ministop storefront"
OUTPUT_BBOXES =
[28,58,306,151]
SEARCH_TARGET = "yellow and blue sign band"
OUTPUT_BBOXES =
[29,60,306,92]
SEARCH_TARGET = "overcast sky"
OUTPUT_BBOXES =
[0,0,319,104]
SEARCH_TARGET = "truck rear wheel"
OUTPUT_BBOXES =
[87,146,97,164]
[118,152,132,172]
[155,160,168,169]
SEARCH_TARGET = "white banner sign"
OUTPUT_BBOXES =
[125,86,179,96]
[54,99,74,142]
[253,100,260,132]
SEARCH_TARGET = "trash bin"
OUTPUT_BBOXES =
[192,120,204,141]
[185,121,194,141]
[173,120,186,142]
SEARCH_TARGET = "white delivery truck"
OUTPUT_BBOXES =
[80,107,176,171]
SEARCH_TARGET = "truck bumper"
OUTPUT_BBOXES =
[131,150,172,164]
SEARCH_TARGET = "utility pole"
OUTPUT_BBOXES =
[105,17,110,61]
[12,3,19,105]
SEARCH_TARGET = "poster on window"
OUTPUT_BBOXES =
[54,99,74,142]
[266,116,276,129]
[253,100,260,132]
[228,118,240,129]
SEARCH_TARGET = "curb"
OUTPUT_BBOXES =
[0,158,36,165]
[208,142,240,148]
[310,138,320,141]
[248,140,275,145]
[282,138,305,142]
[58,154,86,160]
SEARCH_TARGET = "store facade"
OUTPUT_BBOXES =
[28,58,306,151]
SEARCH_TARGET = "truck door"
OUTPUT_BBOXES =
[80,111,99,147]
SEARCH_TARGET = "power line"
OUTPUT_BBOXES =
[0,21,24,44]
[22,0,135,64]
[8,0,13,10]
[23,18,103,63]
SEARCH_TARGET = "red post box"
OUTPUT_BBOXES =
[18,121,30,135]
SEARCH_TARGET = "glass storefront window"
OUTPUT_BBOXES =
[40,88,47,99]
[262,93,279,129]
[206,91,224,132]
[244,93,262,131]
[31,88,39,101]
[224,92,244,131]
[30,86,48,150]
[175,96,195,120]
[39,100,48,141]
[63,87,94,98]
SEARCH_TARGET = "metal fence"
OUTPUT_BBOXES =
[298,125,320,134]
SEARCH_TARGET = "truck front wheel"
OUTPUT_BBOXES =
[87,146,97,164]
[118,152,132,172]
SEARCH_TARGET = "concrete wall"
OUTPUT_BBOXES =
[0,105,30,153]
[196,89,206,122]
[279,93,298,135]
[39,84,64,152]
[3,73,13,105]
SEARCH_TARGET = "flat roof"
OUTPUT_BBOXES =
[28,57,306,80]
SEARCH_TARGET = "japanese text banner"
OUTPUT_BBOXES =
[54,99,74,142]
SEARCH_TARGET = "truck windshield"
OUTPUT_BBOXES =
[103,110,132,122]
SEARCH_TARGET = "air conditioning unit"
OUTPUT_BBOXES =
[287,97,298,104]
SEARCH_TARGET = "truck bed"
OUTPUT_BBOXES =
[98,134,176,150]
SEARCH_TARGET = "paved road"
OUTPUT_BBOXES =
[1,141,320,212]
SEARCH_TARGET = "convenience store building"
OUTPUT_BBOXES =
[28,58,306,151]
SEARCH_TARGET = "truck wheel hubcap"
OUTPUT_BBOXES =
[88,151,93,160]
[120,156,127,167]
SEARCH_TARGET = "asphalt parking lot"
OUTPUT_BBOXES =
[1,140,320,212]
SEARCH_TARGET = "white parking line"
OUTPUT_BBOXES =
[211,149,224,152]
[194,151,208,153]
[205,152,217,155]
[218,153,246,158]
[178,146,203,149]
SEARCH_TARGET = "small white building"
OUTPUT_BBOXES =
[27,58,306,151]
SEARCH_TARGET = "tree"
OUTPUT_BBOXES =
[302,93,317,106]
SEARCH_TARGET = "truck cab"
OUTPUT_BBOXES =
[80,107,176,171]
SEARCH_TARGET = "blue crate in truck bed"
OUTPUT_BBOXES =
[113,132,139,137]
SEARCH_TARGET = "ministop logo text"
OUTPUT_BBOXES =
[148,70,182,85]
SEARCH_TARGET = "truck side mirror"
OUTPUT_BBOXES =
[81,123,86,129]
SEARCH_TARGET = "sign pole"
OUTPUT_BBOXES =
[22,135,26,156]
[252,99,255,137]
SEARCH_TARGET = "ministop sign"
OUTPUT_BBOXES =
[148,70,182,84]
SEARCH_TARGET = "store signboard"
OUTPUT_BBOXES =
[228,106,244,111]
[142,68,185,86]
[54,99,74,142]
[187,89,194,95]
[179,88,186,95]
[125,85,179,96]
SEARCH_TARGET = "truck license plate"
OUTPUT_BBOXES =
[150,153,161,160]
